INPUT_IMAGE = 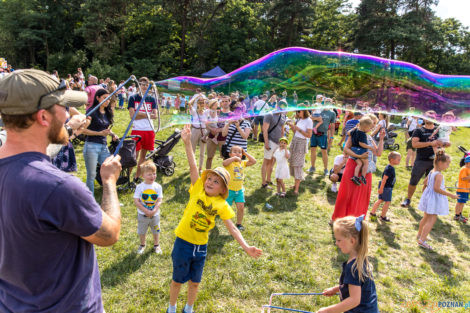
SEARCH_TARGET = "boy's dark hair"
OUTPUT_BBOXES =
[388,151,401,161]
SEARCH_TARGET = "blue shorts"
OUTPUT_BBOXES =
[457,192,469,204]
[310,134,327,149]
[226,189,245,205]
[350,146,367,160]
[171,237,207,283]
[253,116,264,125]
[378,183,393,202]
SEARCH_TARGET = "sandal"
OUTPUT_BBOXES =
[280,192,286,198]
[262,183,273,190]
[380,216,391,222]
[418,239,433,250]
[370,212,377,217]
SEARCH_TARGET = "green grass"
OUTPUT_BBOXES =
[74,109,470,313]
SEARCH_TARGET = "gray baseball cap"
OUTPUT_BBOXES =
[0,69,87,115]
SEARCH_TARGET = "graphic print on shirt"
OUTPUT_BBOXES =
[141,189,158,209]
[233,165,243,182]
[190,199,217,232]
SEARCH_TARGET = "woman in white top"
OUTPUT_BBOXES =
[287,110,313,195]
[188,95,209,172]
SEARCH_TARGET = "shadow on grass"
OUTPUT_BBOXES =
[101,250,152,288]
[374,220,401,249]
[419,249,454,277]
[207,225,232,255]
[162,173,191,204]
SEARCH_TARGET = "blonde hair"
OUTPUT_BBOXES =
[333,216,372,282]
[388,151,401,161]
[140,160,156,174]
[208,99,219,110]
[359,116,373,128]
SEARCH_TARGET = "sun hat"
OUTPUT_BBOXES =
[0,69,87,115]
[201,167,231,199]
[279,137,289,144]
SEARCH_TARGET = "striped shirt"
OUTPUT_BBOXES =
[225,120,252,152]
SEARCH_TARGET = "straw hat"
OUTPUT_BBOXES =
[201,167,230,199]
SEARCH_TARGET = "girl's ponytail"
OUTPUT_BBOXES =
[333,215,372,283]
[434,148,450,166]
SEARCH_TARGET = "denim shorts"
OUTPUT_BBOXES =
[457,192,469,204]
[171,237,207,283]
[378,187,393,202]
[226,189,245,205]
[310,134,327,149]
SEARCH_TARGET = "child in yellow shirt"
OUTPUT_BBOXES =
[454,156,470,223]
[167,125,262,313]
[222,145,256,231]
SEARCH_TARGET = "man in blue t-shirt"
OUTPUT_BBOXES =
[0,69,122,313]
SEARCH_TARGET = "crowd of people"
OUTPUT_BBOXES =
[0,68,468,313]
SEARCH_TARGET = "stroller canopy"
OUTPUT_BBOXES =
[201,66,226,78]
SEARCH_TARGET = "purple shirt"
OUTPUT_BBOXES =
[0,152,103,313]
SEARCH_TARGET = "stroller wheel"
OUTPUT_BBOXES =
[392,144,400,150]
[164,166,175,176]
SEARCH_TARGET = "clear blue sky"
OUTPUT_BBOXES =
[349,0,470,28]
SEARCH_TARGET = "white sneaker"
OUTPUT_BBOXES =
[154,245,162,254]
[137,245,145,255]
[331,183,338,193]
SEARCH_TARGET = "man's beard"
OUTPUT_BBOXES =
[48,115,69,145]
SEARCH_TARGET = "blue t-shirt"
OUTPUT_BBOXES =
[382,164,396,188]
[85,108,110,145]
[339,259,378,313]
[0,152,104,313]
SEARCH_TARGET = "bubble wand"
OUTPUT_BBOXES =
[113,82,153,156]
[86,75,136,117]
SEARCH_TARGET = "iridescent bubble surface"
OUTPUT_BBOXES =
[156,47,470,125]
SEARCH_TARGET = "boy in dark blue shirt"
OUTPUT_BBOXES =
[371,151,401,222]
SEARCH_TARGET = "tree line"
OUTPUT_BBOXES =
[0,0,468,81]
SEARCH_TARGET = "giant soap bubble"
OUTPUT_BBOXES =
[156,47,470,125]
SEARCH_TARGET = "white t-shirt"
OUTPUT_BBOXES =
[294,118,314,139]
[134,182,163,215]
[378,119,387,130]
[407,117,418,132]
[333,155,346,174]
[190,107,208,129]
[253,100,268,114]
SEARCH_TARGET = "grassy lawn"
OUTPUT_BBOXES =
[74,108,470,313]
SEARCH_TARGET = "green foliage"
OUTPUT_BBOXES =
[0,0,469,77]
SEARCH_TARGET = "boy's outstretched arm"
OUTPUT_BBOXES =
[223,219,262,258]
[181,124,199,185]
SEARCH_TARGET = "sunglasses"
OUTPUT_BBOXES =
[142,194,158,201]
[37,79,67,110]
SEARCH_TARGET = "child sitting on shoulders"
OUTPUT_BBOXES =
[273,137,290,197]
[370,151,401,222]
[417,149,459,250]
[167,125,262,313]
[133,160,163,254]
[430,111,456,152]
[349,117,374,185]
[454,156,470,223]
[222,145,257,231]
[318,215,378,313]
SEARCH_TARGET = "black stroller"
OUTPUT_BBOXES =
[382,125,400,151]
[96,135,141,190]
[145,129,181,176]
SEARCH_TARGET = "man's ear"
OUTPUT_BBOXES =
[35,109,52,127]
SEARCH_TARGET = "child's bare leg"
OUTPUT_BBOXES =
[419,214,437,241]
[417,214,428,240]
[187,281,200,306]
[381,201,391,217]
[169,280,182,306]
[279,180,286,193]
[153,232,160,246]
[354,159,362,177]
[139,234,146,246]
[276,179,282,193]
[455,202,464,215]
[361,159,369,177]
[235,202,244,225]
[371,199,383,215]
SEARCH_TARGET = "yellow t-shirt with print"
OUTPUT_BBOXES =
[457,167,470,193]
[175,177,235,245]
[224,160,247,191]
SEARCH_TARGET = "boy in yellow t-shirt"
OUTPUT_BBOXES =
[222,145,256,231]
[454,156,470,223]
[167,125,262,313]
